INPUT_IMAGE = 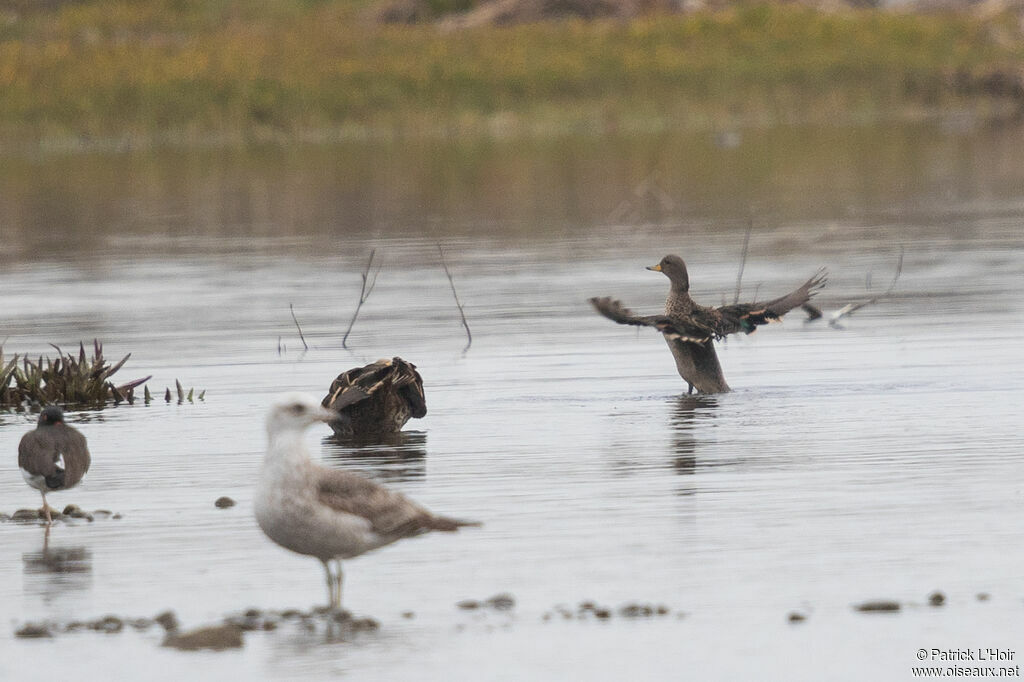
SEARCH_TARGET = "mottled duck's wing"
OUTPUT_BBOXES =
[390,358,427,419]
[589,297,714,344]
[316,468,478,539]
[716,268,828,335]
[322,365,379,411]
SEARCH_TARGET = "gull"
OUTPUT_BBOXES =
[18,406,91,526]
[255,393,478,610]
[591,254,826,394]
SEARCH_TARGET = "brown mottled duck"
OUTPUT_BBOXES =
[591,254,827,394]
[18,406,91,525]
[321,357,426,438]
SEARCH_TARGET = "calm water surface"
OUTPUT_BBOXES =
[1,124,1023,681]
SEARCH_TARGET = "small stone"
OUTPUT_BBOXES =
[788,611,807,623]
[928,591,945,607]
[456,599,481,610]
[349,617,380,632]
[655,605,670,615]
[112,513,122,520]
[578,601,596,612]
[90,615,124,633]
[11,509,40,522]
[62,504,85,517]
[15,623,52,638]
[401,611,415,619]
[854,600,901,613]
[279,609,302,619]
[619,603,654,618]
[243,608,261,619]
[163,624,244,651]
[0,512,10,522]
[129,618,154,631]
[593,608,611,620]
[65,621,88,632]
[214,497,236,509]
[92,510,112,518]
[485,593,515,611]
[976,592,991,602]
[154,610,179,632]
[542,612,551,621]
[329,609,353,623]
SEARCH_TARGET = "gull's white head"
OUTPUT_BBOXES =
[266,393,337,438]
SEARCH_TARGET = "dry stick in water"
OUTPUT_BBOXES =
[733,218,753,304]
[342,249,381,349]
[438,245,472,353]
[289,303,309,351]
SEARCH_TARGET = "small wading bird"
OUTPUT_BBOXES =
[591,254,827,394]
[255,393,478,610]
[321,357,426,438]
[18,406,91,525]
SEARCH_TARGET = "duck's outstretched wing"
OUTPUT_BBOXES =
[715,268,827,336]
[589,297,714,344]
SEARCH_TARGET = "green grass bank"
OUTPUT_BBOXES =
[1,0,1022,150]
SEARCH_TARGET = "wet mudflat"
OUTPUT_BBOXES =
[1,125,1023,681]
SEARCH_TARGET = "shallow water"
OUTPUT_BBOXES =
[1,124,1024,681]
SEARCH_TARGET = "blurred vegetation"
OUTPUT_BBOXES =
[0,340,150,406]
[0,0,1022,148]
[0,340,205,407]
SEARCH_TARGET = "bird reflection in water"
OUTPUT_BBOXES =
[322,431,427,483]
[670,395,719,486]
[22,527,93,601]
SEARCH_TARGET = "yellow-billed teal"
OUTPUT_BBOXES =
[591,254,827,394]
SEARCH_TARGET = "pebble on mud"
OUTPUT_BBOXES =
[89,616,124,634]
[928,591,945,607]
[162,623,244,651]
[62,504,92,519]
[225,609,277,632]
[976,592,991,602]
[456,599,481,610]
[788,611,807,623]
[854,600,901,613]
[401,611,415,619]
[128,618,154,631]
[618,603,670,619]
[485,594,515,611]
[155,610,180,632]
[577,601,611,619]
[15,623,52,638]
[214,496,236,509]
